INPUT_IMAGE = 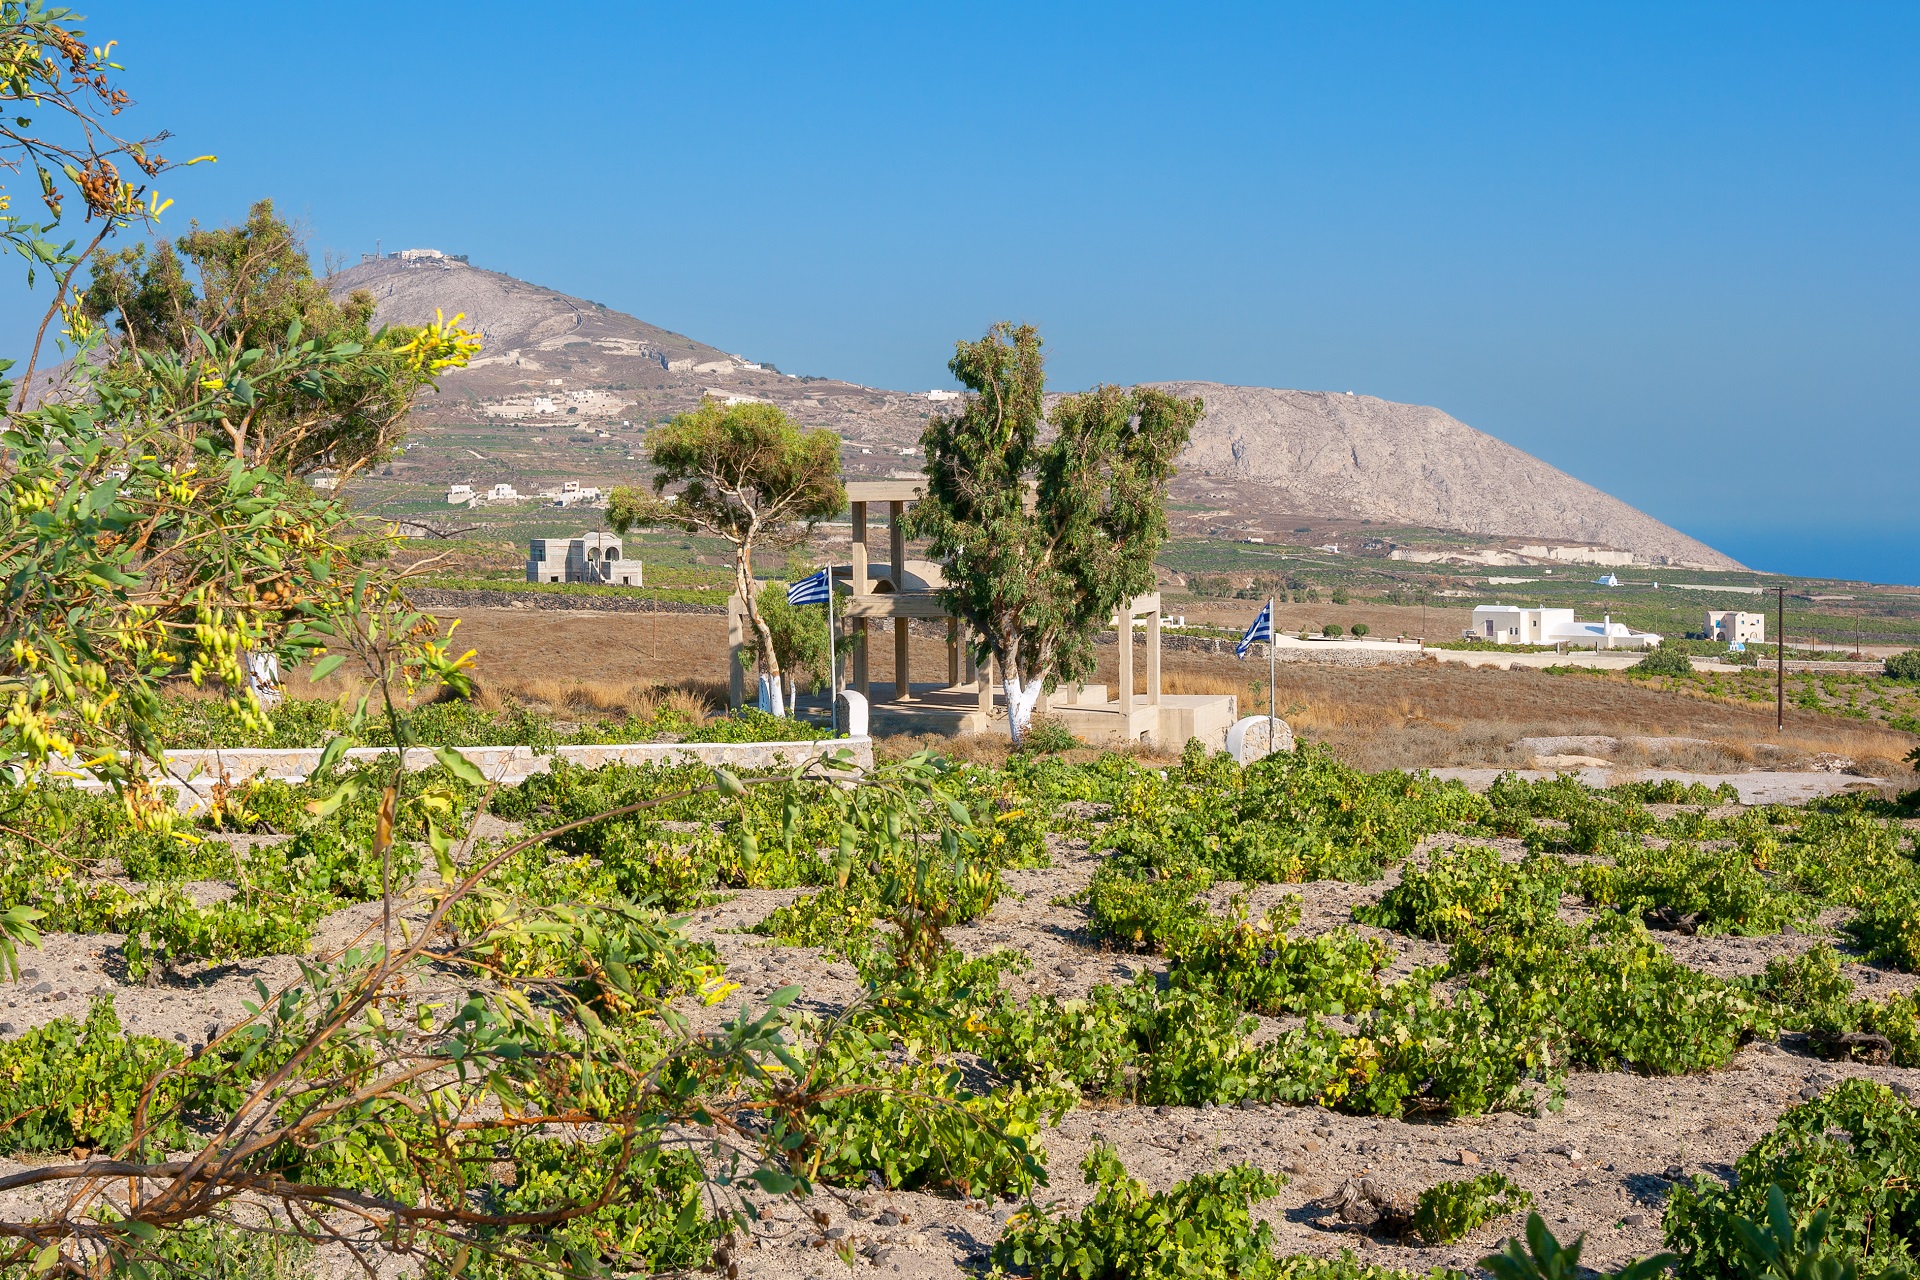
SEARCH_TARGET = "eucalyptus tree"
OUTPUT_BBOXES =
[609,400,843,707]
[909,322,1201,742]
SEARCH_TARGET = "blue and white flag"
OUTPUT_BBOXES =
[1236,601,1273,659]
[787,567,832,606]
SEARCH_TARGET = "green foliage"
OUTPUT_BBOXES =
[1632,644,1698,677]
[609,398,843,681]
[457,1138,724,1277]
[1664,1080,1920,1278]
[992,1145,1288,1280]
[1885,650,1920,682]
[1019,716,1084,755]
[905,322,1203,739]
[758,578,834,697]
[1730,1183,1915,1280]
[1413,1173,1534,1245]
[0,996,188,1155]
[1355,845,1569,941]
[993,1147,1460,1280]
[1170,898,1389,1017]
[1351,622,1370,637]
[1101,745,1487,892]
[1844,879,1920,972]
[1482,1213,1676,1280]
[1577,840,1812,935]
[1324,623,1345,637]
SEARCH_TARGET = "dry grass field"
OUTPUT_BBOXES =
[383,608,1918,783]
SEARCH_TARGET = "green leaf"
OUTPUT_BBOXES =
[308,653,346,683]
[434,746,489,789]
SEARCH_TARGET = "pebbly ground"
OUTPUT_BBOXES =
[3,769,1917,1278]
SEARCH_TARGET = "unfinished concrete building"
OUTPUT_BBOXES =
[526,531,644,586]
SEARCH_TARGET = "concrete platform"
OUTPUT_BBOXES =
[795,681,1238,750]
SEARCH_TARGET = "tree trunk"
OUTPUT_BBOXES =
[995,634,1045,744]
[1003,673,1044,744]
[735,546,782,697]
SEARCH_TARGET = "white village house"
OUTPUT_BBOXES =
[526,531,644,586]
[1470,605,1662,650]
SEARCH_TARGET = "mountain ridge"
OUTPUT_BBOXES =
[329,254,1740,570]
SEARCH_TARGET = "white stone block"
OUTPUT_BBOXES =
[836,689,869,737]
[1227,714,1295,764]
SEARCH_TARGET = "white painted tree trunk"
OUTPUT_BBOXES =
[1003,674,1044,744]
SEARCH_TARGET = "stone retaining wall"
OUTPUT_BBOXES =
[404,588,726,616]
[51,737,870,808]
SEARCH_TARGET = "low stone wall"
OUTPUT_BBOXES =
[404,588,726,616]
[51,737,870,808]
[1108,632,1424,666]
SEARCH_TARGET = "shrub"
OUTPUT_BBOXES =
[1630,644,1695,677]
[1324,623,1345,637]
[1351,622,1370,637]
[1354,846,1569,942]
[0,996,189,1155]
[1844,878,1920,971]
[1414,1173,1533,1245]
[992,1146,1288,1279]
[1663,1078,1920,1278]
[1886,649,1920,682]
[1020,716,1083,755]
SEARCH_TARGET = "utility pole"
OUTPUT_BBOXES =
[1776,585,1786,730]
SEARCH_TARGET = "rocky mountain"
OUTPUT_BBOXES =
[1154,383,1739,569]
[331,253,1739,568]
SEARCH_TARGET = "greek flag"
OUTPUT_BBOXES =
[786,567,831,606]
[1236,601,1273,659]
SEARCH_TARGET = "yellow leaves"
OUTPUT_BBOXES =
[396,309,483,376]
[700,976,743,1007]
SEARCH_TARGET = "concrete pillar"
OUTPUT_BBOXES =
[851,501,869,593]
[895,617,913,702]
[888,500,906,592]
[889,500,912,702]
[947,616,960,687]
[854,619,870,696]
[1116,608,1133,716]
[1147,606,1162,705]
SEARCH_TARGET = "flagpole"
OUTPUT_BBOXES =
[827,564,839,735]
[1268,596,1276,748]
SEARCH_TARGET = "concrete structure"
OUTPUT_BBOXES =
[1705,610,1765,644]
[447,484,475,506]
[727,478,1237,749]
[1470,605,1662,650]
[526,531,644,585]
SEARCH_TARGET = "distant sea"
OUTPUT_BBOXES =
[1691,525,1919,587]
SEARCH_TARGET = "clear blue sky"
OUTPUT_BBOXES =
[7,3,1916,583]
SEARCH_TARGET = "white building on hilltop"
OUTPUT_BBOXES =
[1705,610,1765,644]
[1471,605,1662,650]
[446,484,475,506]
[527,532,643,586]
